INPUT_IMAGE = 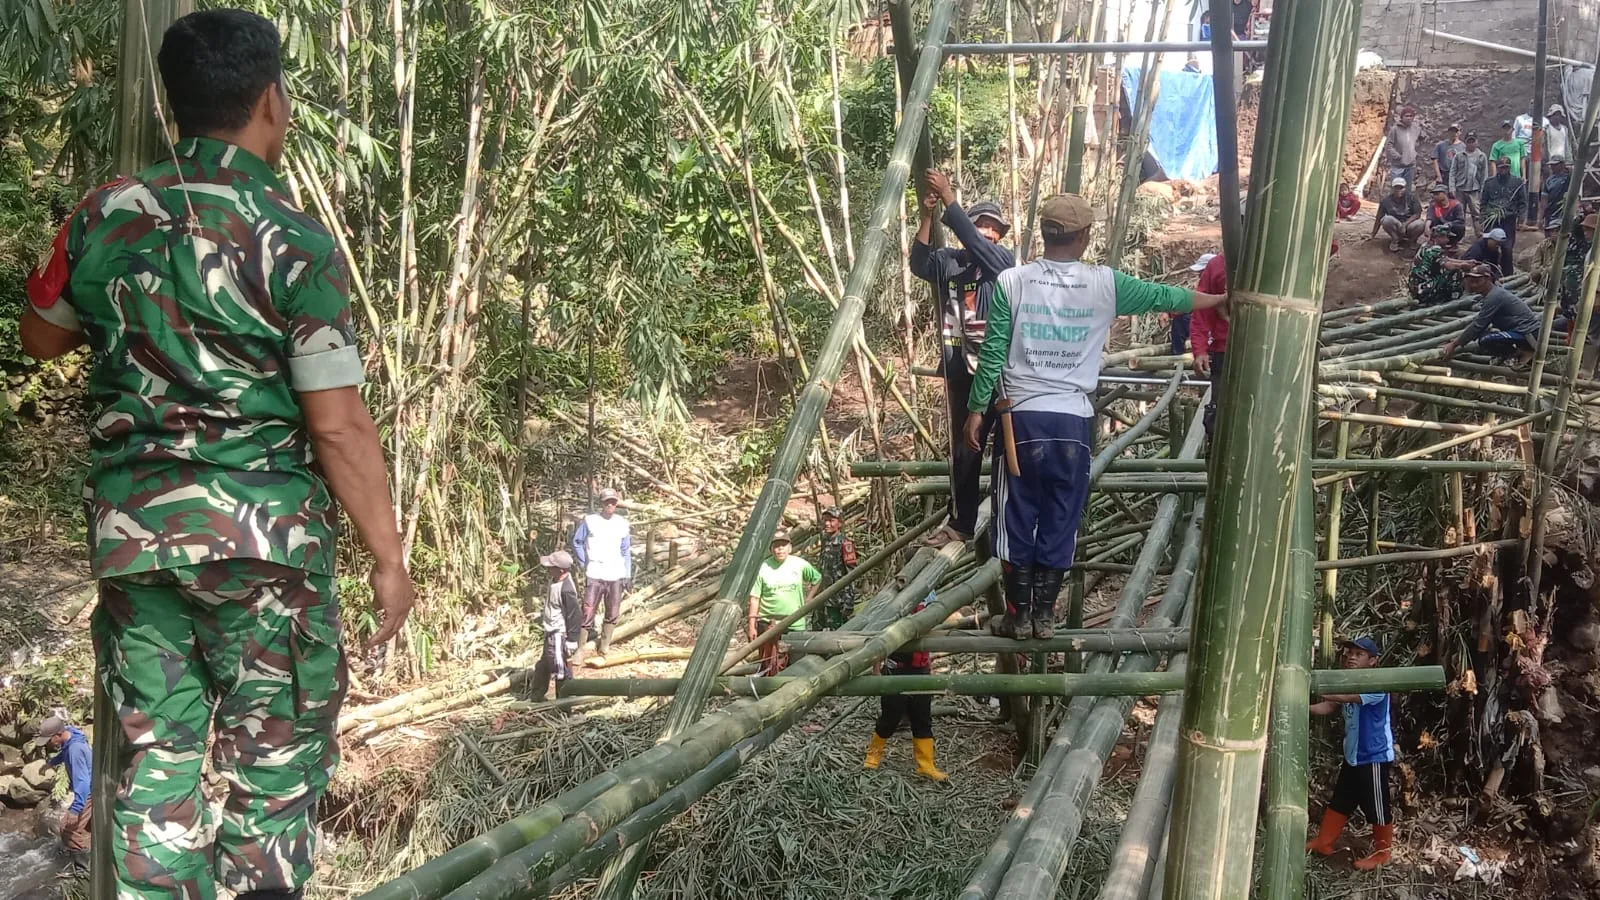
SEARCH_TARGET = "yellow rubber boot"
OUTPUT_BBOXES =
[1353,824,1394,871]
[862,734,887,770]
[1305,809,1349,856]
[912,737,948,782]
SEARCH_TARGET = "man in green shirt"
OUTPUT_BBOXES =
[19,11,413,900]
[1490,120,1526,178]
[964,195,1227,640]
[747,532,821,674]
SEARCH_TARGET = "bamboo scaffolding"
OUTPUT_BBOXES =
[962,408,1211,900]
[1165,2,1364,894]
[1320,422,1350,666]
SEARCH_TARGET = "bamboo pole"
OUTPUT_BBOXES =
[634,0,956,836]
[851,457,1523,477]
[1523,55,1600,407]
[1209,0,1243,271]
[1257,464,1316,897]
[1106,0,1179,270]
[560,667,1445,698]
[784,629,1191,655]
[1314,538,1519,570]
[1525,230,1600,603]
[1164,2,1364,895]
[1320,422,1349,667]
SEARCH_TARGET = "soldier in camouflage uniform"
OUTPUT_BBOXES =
[815,507,858,630]
[19,10,415,900]
[1407,226,1464,307]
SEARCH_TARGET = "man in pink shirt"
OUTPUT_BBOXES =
[1191,252,1230,435]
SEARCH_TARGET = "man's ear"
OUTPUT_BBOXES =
[258,81,289,129]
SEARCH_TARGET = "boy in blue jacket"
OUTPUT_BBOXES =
[1306,637,1397,870]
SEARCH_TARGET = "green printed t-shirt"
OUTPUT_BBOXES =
[750,555,822,629]
[32,137,365,577]
[1489,139,1525,177]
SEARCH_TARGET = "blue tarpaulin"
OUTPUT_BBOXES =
[1120,67,1218,182]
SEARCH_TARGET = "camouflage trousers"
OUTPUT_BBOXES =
[93,559,347,900]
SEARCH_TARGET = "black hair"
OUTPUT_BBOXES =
[158,9,283,136]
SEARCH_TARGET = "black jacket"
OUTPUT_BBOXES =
[909,204,1016,373]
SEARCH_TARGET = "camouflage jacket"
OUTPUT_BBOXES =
[817,532,857,589]
[1407,245,1462,307]
[29,137,364,577]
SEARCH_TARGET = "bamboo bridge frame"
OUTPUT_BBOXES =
[350,2,1600,899]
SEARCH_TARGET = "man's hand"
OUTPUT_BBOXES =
[746,617,759,641]
[367,562,416,647]
[1441,338,1460,359]
[921,187,938,212]
[963,411,984,452]
[925,168,956,205]
[1193,352,1211,377]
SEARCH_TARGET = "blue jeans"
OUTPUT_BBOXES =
[1170,314,1191,355]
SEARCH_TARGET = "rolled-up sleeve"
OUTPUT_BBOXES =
[281,243,365,392]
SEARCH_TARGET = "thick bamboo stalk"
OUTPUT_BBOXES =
[1318,382,1525,417]
[784,629,1191,656]
[559,667,1445,698]
[438,561,998,900]
[624,2,958,876]
[1314,538,1519,570]
[1257,466,1316,897]
[1093,643,1191,900]
[901,474,1209,496]
[1164,2,1364,895]
[605,584,718,646]
[1313,409,1548,486]
[718,509,944,671]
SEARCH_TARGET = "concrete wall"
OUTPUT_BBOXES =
[1360,0,1596,68]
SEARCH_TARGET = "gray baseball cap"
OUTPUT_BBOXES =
[540,550,575,570]
[597,487,621,503]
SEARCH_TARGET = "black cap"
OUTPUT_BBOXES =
[966,200,1011,236]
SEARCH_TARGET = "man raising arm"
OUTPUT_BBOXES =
[961,194,1224,642]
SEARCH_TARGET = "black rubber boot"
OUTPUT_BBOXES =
[995,564,1034,641]
[1032,568,1066,639]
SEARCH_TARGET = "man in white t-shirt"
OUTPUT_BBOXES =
[964,194,1228,640]
[572,487,632,658]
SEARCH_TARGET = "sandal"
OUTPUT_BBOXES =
[923,525,968,548]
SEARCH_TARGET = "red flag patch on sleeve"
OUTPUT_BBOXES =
[26,179,128,311]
